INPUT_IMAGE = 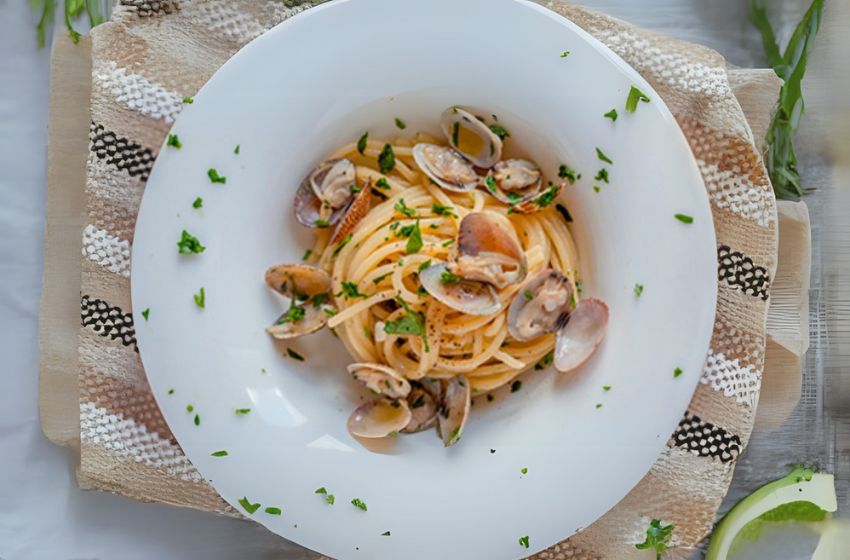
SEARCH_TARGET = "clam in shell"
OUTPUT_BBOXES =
[264,264,336,339]
[448,212,527,289]
[419,262,501,316]
[412,143,479,193]
[348,362,411,399]
[554,298,609,372]
[437,375,471,447]
[401,386,438,433]
[508,269,574,341]
[484,159,544,206]
[440,107,502,168]
[294,158,358,228]
[347,397,412,439]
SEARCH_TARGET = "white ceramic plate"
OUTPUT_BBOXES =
[131,0,717,558]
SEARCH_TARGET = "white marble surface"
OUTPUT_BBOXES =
[0,1,846,559]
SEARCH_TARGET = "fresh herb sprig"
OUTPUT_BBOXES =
[635,519,674,560]
[748,0,824,199]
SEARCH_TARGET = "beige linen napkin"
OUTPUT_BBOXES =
[39,1,812,557]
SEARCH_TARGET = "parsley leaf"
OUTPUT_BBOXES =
[234,408,251,415]
[315,487,327,494]
[484,175,498,193]
[194,413,200,426]
[519,535,530,548]
[406,220,423,254]
[394,198,416,217]
[535,351,554,370]
[534,183,559,208]
[302,249,312,261]
[313,219,331,228]
[234,144,240,155]
[625,85,651,112]
[489,123,510,140]
[141,308,150,321]
[211,450,228,457]
[333,233,353,257]
[521,467,528,474]
[351,498,368,511]
[264,507,282,515]
[603,108,618,121]
[595,148,613,164]
[560,50,570,58]
[238,497,261,515]
[634,283,644,297]
[635,519,674,559]
[674,213,694,224]
[339,281,367,299]
[182,96,194,104]
[394,117,406,130]
[207,168,226,184]
[193,287,205,309]
[385,297,429,352]
[440,270,461,284]
[278,303,306,324]
[417,260,432,272]
[431,203,457,218]
[378,144,395,173]
[594,168,609,183]
[523,289,533,300]
[192,196,203,209]
[166,134,182,149]
[374,177,391,190]
[674,367,683,378]
[381,531,391,536]
[357,132,368,155]
[558,164,580,184]
[177,230,205,254]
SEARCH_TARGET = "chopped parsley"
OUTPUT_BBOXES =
[207,168,226,184]
[351,498,367,511]
[313,219,331,228]
[384,297,429,352]
[302,249,312,261]
[490,448,496,453]
[604,108,618,121]
[558,164,580,184]
[311,293,327,308]
[233,144,240,155]
[535,351,554,370]
[519,535,530,548]
[634,283,644,297]
[431,203,457,218]
[406,220,423,254]
[394,198,416,217]
[596,403,603,409]
[193,287,205,309]
[673,367,683,378]
[440,270,461,284]
[593,185,602,193]
[315,487,327,494]
[338,281,367,299]
[489,123,510,140]
[555,203,573,223]
[594,168,609,183]
[357,132,368,155]
[374,177,391,190]
[372,273,389,285]
[278,303,306,324]
[287,348,305,361]
[523,289,533,300]
[625,85,651,112]
[381,531,391,537]
[417,260,432,272]
[211,450,228,457]
[167,388,174,395]
[333,233,353,256]
[238,497,261,515]
[182,96,194,104]
[521,467,528,474]
[635,519,674,559]
[141,308,150,321]
[177,229,205,254]
[378,144,395,173]
[166,134,182,149]
[484,175,498,193]
[451,122,460,146]
[674,213,694,224]
[193,413,200,426]
[534,183,559,208]
[186,404,194,413]
[349,183,361,193]
[264,507,282,516]
[603,385,612,391]
[234,408,251,415]
[595,147,613,164]
[560,50,570,58]
[394,117,406,130]
[511,380,522,392]
[192,196,203,209]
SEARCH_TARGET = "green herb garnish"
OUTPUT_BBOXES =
[511,380,522,392]
[177,230,205,254]
[394,117,406,130]
[166,134,182,149]
[311,293,327,308]
[302,249,312,261]
[593,185,602,193]
[603,385,612,392]
[674,367,683,378]
[351,498,367,511]
[489,123,510,140]
[534,183,559,208]
[451,122,460,146]
[192,196,203,209]
[555,203,573,223]
[182,96,194,104]
[431,203,457,218]
[558,164,580,184]
[193,413,200,426]
[207,168,226,184]
[193,287,205,309]
[372,273,389,285]
[674,213,694,224]
[264,507,282,515]
[484,175,498,193]
[560,50,570,58]
[625,85,651,112]
[278,303,306,324]
[287,348,305,361]
[234,408,251,415]
[378,144,395,173]
[596,403,603,409]
[518,535,530,548]
[339,281,367,299]
[333,234,353,257]
[635,519,674,560]
[406,220,423,254]
[603,108,618,121]
[440,270,461,284]
[634,283,644,297]
[374,177,391,191]
[521,467,528,474]
[186,404,194,413]
[313,219,331,228]
[141,308,150,321]
[535,351,554,370]
[384,297,429,352]
[417,260,432,272]
[523,290,533,300]
[595,148,613,164]
[211,450,228,457]
[594,168,609,183]
[238,497,261,515]
[381,531,391,536]
[233,144,240,155]
[357,132,368,155]
[167,388,174,395]
[394,198,416,217]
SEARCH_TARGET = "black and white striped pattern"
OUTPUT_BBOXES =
[717,244,770,301]
[81,295,137,350]
[90,122,155,181]
[671,413,742,463]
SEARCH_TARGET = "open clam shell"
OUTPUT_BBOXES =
[294,158,357,228]
[265,263,331,299]
[440,107,502,168]
[437,375,471,447]
[449,212,527,289]
[264,264,336,339]
[419,262,501,316]
[347,397,412,439]
[348,362,411,399]
[401,386,438,433]
[412,143,479,193]
[507,269,574,341]
[484,159,544,205]
[554,298,609,372]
